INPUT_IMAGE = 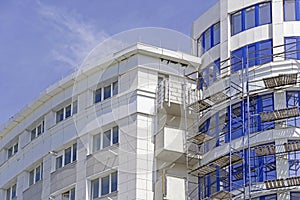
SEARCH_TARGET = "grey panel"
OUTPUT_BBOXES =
[50,162,77,193]
[23,180,43,200]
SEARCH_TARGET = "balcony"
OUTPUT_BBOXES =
[155,127,184,162]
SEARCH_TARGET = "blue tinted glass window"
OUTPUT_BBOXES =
[248,44,257,67]
[246,7,256,29]
[291,192,300,200]
[284,0,297,21]
[213,22,220,45]
[101,175,109,196]
[213,59,220,82]
[232,48,243,72]
[285,37,298,59]
[258,40,273,64]
[259,3,272,25]
[113,81,118,96]
[204,29,211,52]
[232,2,271,35]
[287,91,300,126]
[232,11,242,35]
[289,149,300,176]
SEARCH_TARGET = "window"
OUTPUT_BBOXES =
[91,171,118,199]
[6,184,16,200]
[30,120,45,141]
[55,143,77,170]
[62,188,75,200]
[284,0,300,21]
[29,163,43,186]
[56,101,78,123]
[245,7,255,29]
[56,156,63,170]
[288,140,300,177]
[232,11,242,35]
[92,126,119,152]
[291,192,300,200]
[287,91,300,126]
[94,81,118,103]
[226,94,274,142]
[199,59,220,90]
[197,22,220,55]
[259,3,272,25]
[231,2,272,35]
[7,142,18,159]
[231,39,273,73]
[285,37,300,60]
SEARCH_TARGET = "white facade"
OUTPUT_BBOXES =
[0,43,200,200]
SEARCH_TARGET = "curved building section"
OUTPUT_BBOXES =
[188,0,300,200]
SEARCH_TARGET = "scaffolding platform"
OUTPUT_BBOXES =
[210,154,243,168]
[265,176,300,190]
[259,107,300,122]
[263,73,297,88]
[284,141,300,152]
[189,132,213,145]
[255,144,276,156]
[265,178,286,189]
[189,100,211,112]
[188,91,229,113]
[204,190,232,200]
[286,176,300,186]
[189,165,216,177]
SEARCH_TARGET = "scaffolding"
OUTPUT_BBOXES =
[185,41,300,200]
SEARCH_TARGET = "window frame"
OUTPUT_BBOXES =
[62,188,75,200]
[7,142,18,159]
[91,171,118,199]
[55,143,77,170]
[197,22,221,55]
[231,2,272,36]
[92,126,119,153]
[29,163,43,186]
[56,101,78,123]
[30,120,45,141]
[231,39,273,73]
[6,184,17,200]
[94,81,118,104]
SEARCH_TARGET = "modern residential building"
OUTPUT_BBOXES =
[0,41,200,200]
[187,0,300,199]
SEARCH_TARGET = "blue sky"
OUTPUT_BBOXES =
[0,0,218,126]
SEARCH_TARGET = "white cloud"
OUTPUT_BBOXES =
[35,0,108,69]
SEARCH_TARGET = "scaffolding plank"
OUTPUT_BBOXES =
[284,141,300,152]
[210,154,243,168]
[207,92,229,104]
[188,100,211,112]
[287,176,300,186]
[263,73,298,88]
[189,132,213,144]
[265,178,286,189]
[189,165,216,177]
[259,107,300,122]
[255,144,276,156]
[209,190,232,199]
